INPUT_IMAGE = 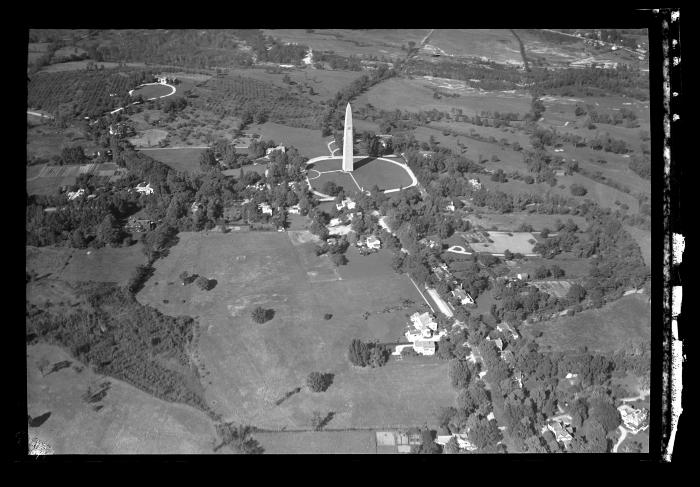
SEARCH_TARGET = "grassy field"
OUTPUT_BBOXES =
[464,211,587,232]
[311,171,362,196]
[467,231,537,254]
[129,129,168,148]
[136,231,455,430]
[27,343,217,454]
[624,225,651,269]
[525,293,650,353]
[27,244,146,286]
[139,148,207,173]
[27,124,100,160]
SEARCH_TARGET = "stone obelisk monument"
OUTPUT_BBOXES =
[342,102,353,172]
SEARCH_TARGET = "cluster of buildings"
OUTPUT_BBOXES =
[617,404,649,434]
[357,235,381,250]
[125,216,156,233]
[132,182,154,195]
[399,311,447,356]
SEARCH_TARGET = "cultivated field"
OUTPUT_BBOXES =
[139,147,207,173]
[526,293,651,353]
[27,343,217,454]
[255,430,376,454]
[356,77,532,117]
[136,231,456,430]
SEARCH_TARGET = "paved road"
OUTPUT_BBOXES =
[612,425,628,453]
[27,110,54,119]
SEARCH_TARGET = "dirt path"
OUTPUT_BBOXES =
[612,425,628,453]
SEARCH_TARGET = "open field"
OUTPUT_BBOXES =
[139,147,207,173]
[248,122,330,158]
[136,231,455,429]
[464,211,587,232]
[129,129,168,148]
[525,293,650,353]
[254,430,376,454]
[464,231,537,255]
[27,124,99,160]
[27,343,217,454]
[356,77,532,117]
[27,244,146,286]
[222,163,267,178]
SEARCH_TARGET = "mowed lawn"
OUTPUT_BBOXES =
[248,122,331,159]
[254,430,376,454]
[131,83,174,99]
[526,294,651,353]
[27,343,217,454]
[139,148,207,173]
[136,231,455,430]
[310,157,414,193]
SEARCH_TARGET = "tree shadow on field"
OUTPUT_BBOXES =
[28,412,51,427]
[208,279,218,290]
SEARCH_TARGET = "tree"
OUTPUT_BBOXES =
[550,265,565,278]
[368,344,389,367]
[570,184,588,196]
[307,372,333,392]
[251,306,272,324]
[590,399,621,433]
[348,338,370,367]
[467,417,502,450]
[567,283,586,303]
[310,410,325,431]
[330,252,348,266]
[214,423,264,454]
[449,359,471,389]
[199,149,219,172]
[443,436,460,454]
[196,276,211,290]
[96,214,123,246]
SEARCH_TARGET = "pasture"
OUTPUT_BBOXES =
[465,211,587,233]
[624,225,651,269]
[27,343,217,454]
[136,231,455,429]
[129,129,168,148]
[525,293,651,353]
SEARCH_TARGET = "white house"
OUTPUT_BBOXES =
[410,312,437,332]
[618,405,649,434]
[468,179,482,190]
[497,322,519,340]
[336,198,357,211]
[134,182,154,195]
[547,421,573,445]
[288,204,301,215]
[366,235,381,250]
[445,201,456,212]
[329,217,342,227]
[259,202,272,215]
[451,287,474,305]
[67,188,86,201]
[265,145,286,157]
[516,273,529,281]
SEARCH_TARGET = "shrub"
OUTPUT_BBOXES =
[196,276,211,290]
[306,372,334,392]
[570,184,588,196]
[251,306,273,324]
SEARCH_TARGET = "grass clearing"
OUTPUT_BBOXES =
[248,122,330,158]
[309,157,414,195]
[136,231,455,429]
[254,430,376,454]
[131,83,174,99]
[27,343,217,454]
[526,293,650,353]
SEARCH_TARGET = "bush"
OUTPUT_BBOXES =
[330,253,348,266]
[348,338,370,366]
[251,306,273,324]
[196,276,211,290]
[306,372,334,392]
[323,313,333,320]
[570,184,588,196]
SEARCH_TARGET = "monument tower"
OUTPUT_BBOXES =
[342,102,353,172]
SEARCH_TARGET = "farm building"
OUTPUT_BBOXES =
[265,145,286,157]
[258,202,272,215]
[618,405,649,434]
[288,204,301,214]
